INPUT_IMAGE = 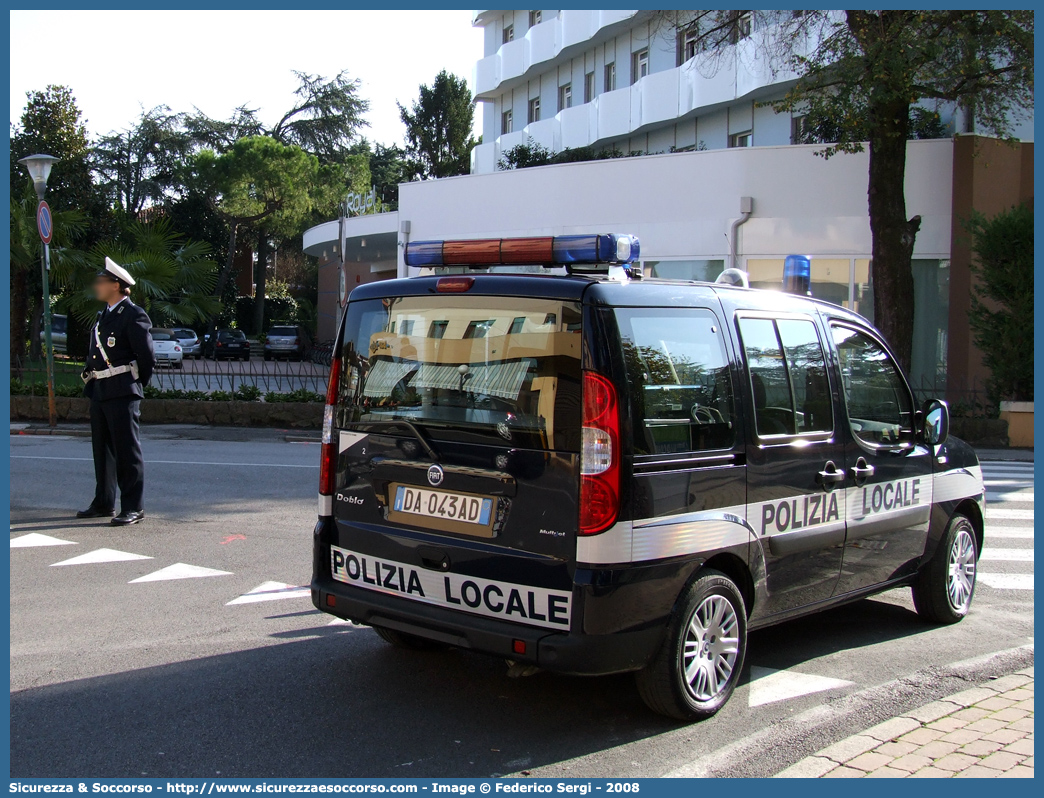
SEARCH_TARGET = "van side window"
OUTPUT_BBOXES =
[738,316,832,436]
[830,324,913,445]
[616,309,735,455]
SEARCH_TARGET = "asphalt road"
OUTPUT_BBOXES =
[9,429,1034,778]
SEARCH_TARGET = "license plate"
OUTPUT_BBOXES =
[394,485,493,526]
[329,546,571,630]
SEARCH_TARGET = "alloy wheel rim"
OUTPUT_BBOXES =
[682,594,740,702]
[946,527,977,612]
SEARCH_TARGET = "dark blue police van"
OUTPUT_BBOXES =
[311,234,985,720]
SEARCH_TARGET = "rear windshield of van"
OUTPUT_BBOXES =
[337,296,583,451]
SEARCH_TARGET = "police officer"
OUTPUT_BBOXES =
[76,257,156,525]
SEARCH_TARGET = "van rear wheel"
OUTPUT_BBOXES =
[913,513,978,624]
[372,625,446,651]
[636,569,747,721]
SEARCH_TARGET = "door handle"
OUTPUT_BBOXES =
[851,457,875,485]
[816,460,845,491]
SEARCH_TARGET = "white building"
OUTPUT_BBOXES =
[303,10,1034,400]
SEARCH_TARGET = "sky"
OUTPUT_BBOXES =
[10,9,484,147]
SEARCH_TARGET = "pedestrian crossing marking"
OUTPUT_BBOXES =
[986,491,1033,502]
[11,533,77,548]
[978,573,1035,591]
[747,666,854,708]
[987,527,1034,540]
[226,581,310,605]
[129,563,232,583]
[980,548,1034,562]
[985,508,1035,520]
[51,548,152,566]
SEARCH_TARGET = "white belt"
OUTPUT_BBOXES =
[86,362,139,381]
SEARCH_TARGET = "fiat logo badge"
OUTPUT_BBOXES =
[427,464,445,487]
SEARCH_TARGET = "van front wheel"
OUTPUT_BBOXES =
[636,569,747,721]
[372,625,446,651]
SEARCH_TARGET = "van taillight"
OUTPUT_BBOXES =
[319,354,342,500]
[580,371,619,535]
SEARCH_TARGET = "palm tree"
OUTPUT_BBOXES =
[52,217,221,330]
[10,184,86,366]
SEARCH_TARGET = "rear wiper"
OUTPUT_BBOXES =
[342,418,440,462]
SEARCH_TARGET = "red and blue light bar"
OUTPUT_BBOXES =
[405,234,640,268]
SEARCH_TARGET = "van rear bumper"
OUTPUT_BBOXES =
[312,576,663,676]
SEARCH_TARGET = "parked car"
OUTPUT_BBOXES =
[205,328,250,361]
[151,328,184,369]
[39,314,68,355]
[264,324,312,361]
[313,232,984,722]
[172,327,202,359]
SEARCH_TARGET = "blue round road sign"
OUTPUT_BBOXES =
[37,201,53,244]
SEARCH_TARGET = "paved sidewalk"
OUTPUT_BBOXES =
[775,667,1034,778]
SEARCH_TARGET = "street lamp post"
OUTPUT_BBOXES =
[18,153,60,428]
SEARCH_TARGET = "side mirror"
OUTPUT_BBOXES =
[922,398,950,447]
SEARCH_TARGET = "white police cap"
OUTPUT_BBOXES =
[98,256,136,287]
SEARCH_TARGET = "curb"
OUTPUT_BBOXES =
[284,434,321,443]
[11,426,92,437]
[665,642,1034,778]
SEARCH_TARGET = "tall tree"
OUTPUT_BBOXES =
[660,10,1033,371]
[185,71,369,332]
[10,86,104,363]
[399,70,477,179]
[93,105,190,216]
[192,136,319,334]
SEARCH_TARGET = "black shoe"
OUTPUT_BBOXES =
[77,505,115,519]
[111,510,145,526]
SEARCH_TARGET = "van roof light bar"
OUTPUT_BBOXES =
[405,234,640,273]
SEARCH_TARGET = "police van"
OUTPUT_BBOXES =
[311,234,985,720]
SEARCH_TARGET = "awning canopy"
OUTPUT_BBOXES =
[368,359,534,401]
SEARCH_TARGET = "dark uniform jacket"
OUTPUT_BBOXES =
[83,298,157,401]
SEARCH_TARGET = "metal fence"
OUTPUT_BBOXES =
[11,348,335,400]
[909,375,996,418]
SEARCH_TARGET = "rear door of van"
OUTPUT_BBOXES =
[325,277,587,632]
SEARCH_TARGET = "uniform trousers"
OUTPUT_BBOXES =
[90,396,145,513]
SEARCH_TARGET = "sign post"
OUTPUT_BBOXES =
[37,200,56,428]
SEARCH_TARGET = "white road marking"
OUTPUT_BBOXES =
[226,581,310,605]
[130,563,233,583]
[987,527,1035,540]
[51,548,152,567]
[9,455,318,468]
[980,548,1034,562]
[747,666,854,708]
[986,491,1033,502]
[985,508,1035,520]
[10,533,77,548]
[984,479,1034,487]
[978,573,1035,591]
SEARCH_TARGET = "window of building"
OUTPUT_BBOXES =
[503,24,514,44]
[399,320,415,336]
[830,324,913,446]
[428,320,448,339]
[584,71,595,103]
[558,83,572,112]
[528,10,542,27]
[463,320,496,339]
[528,97,541,124]
[502,109,513,135]
[632,49,650,83]
[604,61,616,92]
[508,317,526,335]
[739,316,831,437]
[678,25,702,65]
[645,259,725,282]
[730,11,753,43]
[617,308,736,455]
[542,312,557,327]
[791,115,809,144]
[729,130,752,148]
